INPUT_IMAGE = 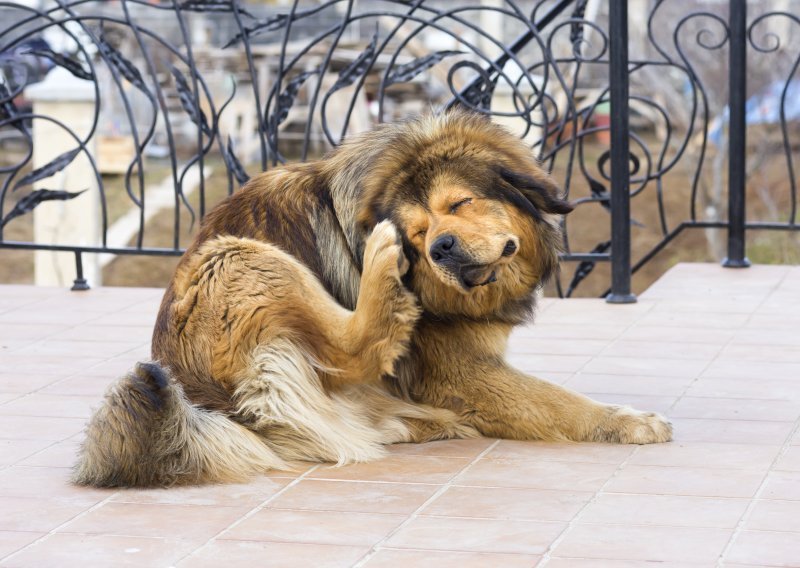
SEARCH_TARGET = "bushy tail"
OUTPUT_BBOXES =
[73,362,286,488]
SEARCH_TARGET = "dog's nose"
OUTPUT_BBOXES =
[430,234,456,263]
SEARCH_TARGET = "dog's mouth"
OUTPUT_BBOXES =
[459,264,498,290]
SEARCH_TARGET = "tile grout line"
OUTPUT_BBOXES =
[560,300,657,387]
[168,464,322,566]
[351,438,502,568]
[714,415,800,567]
[662,266,787,420]
[0,489,121,564]
[534,444,643,567]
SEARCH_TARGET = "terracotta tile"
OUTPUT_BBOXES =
[546,559,707,568]
[364,548,541,567]
[745,500,800,532]
[702,360,800,381]
[53,324,153,342]
[386,438,495,458]
[109,476,291,507]
[636,310,749,329]
[454,458,618,492]
[725,530,800,566]
[0,394,98,418]
[0,323,67,341]
[0,309,102,326]
[505,354,590,373]
[552,524,732,563]
[0,373,64,394]
[87,311,159,328]
[776,446,800,471]
[629,443,780,470]
[0,496,91,532]
[384,516,565,554]
[421,486,591,521]
[0,339,36,352]
[761,471,800,501]
[19,439,81,468]
[2,533,199,568]
[718,343,800,363]
[269,480,437,515]
[747,313,800,330]
[685,378,800,400]
[605,465,765,498]
[647,297,762,313]
[731,328,800,347]
[600,340,721,360]
[60,502,246,540]
[15,340,144,359]
[223,509,405,547]
[669,397,800,422]
[487,441,636,464]
[565,374,692,396]
[579,493,749,528]
[512,323,627,340]
[672,419,795,445]
[308,455,470,484]
[0,415,85,441]
[177,540,368,568]
[40,374,117,397]
[0,392,21,403]
[0,466,111,505]
[581,357,708,378]
[0,439,54,466]
[582,393,677,415]
[0,531,43,559]
[506,338,608,356]
[620,325,735,344]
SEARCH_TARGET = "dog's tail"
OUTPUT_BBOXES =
[73,362,285,487]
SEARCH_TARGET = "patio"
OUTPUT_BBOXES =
[0,262,799,567]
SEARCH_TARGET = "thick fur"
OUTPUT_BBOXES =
[74,110,671,488]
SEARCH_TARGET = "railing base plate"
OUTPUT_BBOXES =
[71,278,90,292]
[722,257,751,268]
[605,293,637,304]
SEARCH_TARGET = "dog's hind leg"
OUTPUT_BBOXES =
[233,340,393,464]
[183,224,418,390]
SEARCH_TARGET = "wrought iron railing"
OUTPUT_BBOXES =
[0,0,797,299]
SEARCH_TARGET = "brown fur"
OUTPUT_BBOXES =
[74,110,671,488]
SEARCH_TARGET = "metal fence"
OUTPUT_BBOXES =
[0,0,798,299]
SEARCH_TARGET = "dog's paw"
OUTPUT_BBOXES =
[596,406,673,444]
[363,220,409,280]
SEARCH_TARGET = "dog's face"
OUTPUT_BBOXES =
[356,112,572,321]
[399,175,522,292]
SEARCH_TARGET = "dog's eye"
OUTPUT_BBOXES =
[450,198,473,213]
[414,230,427,239]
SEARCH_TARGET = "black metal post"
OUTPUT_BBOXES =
[723,0,750,268]
[71,251,90,291]
[606,0,636,303]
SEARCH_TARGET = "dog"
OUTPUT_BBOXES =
[74,110,672,488]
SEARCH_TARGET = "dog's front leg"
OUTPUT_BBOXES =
[441,361,672,444]
[336,220,420,379]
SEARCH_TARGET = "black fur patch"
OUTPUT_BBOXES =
[496,168,574,218]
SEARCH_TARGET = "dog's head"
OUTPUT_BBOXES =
[356,111,572,321]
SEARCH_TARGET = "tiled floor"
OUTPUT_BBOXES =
[0,263,799,567]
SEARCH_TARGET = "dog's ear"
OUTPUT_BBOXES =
[496,167,573,220]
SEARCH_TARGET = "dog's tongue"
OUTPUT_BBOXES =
[462,266,497,288]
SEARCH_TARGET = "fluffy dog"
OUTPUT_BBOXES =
[74,110,672,488]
